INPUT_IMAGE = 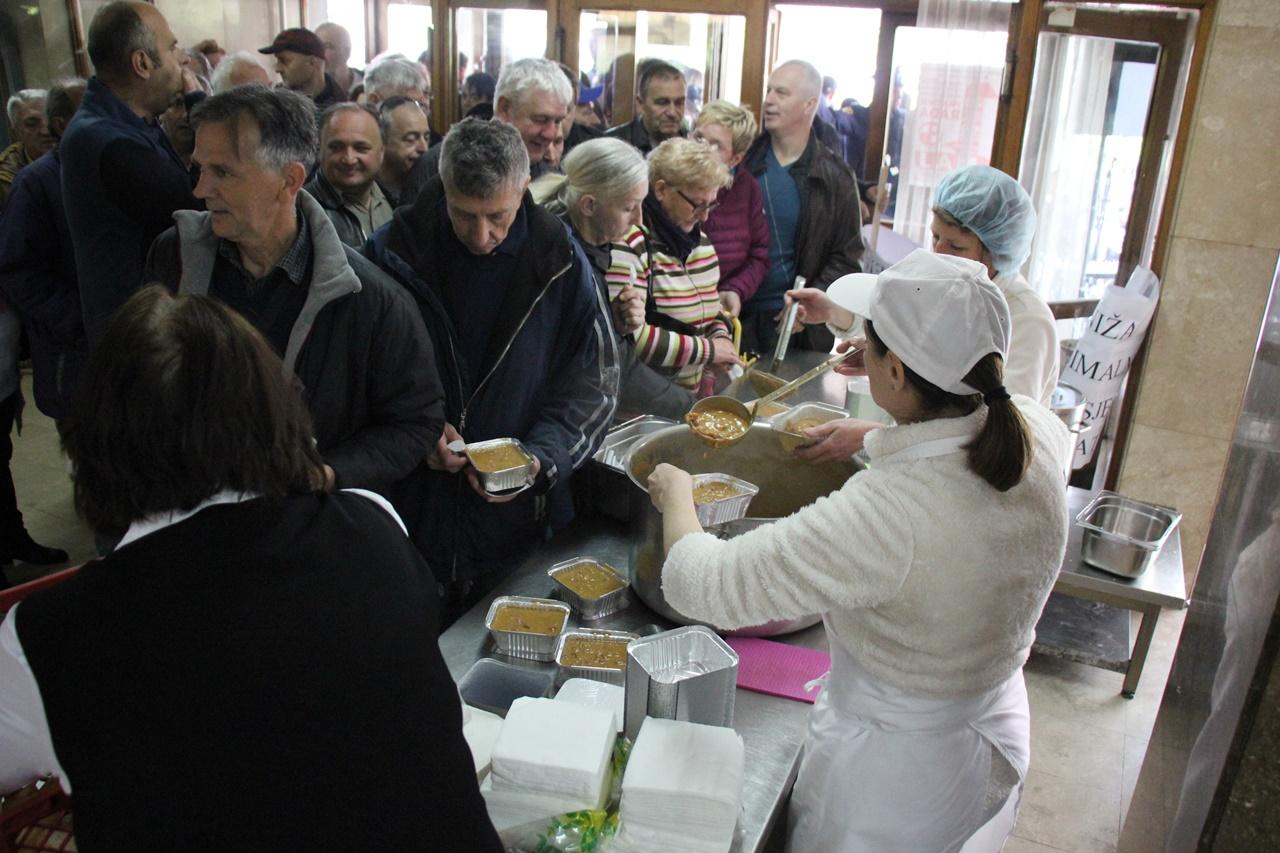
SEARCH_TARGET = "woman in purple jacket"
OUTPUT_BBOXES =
[695,100,771,320]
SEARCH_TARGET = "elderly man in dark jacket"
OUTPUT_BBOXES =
[740,59,864,355]
[145,86,444,497]
[368,118,618,626]
[0,79,87,422]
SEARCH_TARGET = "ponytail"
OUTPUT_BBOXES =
[865,320,1033,492]
[960,354,1032,492]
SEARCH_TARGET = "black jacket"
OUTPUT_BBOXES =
[144,190,444,494]
[17,492,501,853]
[603,116,685,155]
[400,142,443,207]
[743,127,865,350]
[61,77,199,343]
[0,149,86,420]
[368,178,618,583]
[304,171,377,248]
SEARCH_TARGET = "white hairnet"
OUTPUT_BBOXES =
[933,165,1037,277]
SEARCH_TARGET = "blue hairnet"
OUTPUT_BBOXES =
[933,165,1037,277]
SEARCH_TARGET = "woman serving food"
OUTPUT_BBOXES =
[647,250,1071,852]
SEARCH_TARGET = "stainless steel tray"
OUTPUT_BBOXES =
[593,415,676,472]
[465,438,537,493]
[555,628,638,687]
[548,557,630,620]
[1076,491,1181,579]
[692,473,759,527]
[484,595,571,661]
[769,401,847,452]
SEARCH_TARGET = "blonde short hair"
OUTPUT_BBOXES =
[647,137,730,194]
[695,100,758,155]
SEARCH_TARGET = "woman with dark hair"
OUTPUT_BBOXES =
[0,287,501,852]
[647,251,1071,852]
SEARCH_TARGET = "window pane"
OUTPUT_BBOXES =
[455,8,548,82]
[775,5,881,107]
[886,25,1007,242]
[387,3,433,64]
[1019,35,1158,306]
[324,0,369,67]
[580,10,746,129]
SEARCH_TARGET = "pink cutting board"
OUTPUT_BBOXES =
[725,637,831,704]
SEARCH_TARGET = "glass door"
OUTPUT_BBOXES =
[1016,8,1190,308]
[578,8,746,128]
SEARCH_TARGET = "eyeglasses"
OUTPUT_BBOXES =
[677,188,719,217]
[692,130,724,152]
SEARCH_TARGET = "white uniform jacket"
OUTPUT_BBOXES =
[661,398,1071,850]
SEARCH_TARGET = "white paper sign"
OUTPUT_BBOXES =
[1061,267,1160,468]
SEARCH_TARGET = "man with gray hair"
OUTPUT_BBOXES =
[210,51,272,93]
[143,86,444,495]
[368,117,617,626]
[0,79,86,578]
[376,95,430,206]
[364,54,430,107]
[400,56,572,203]
[1,90,53,207]
[738,58,863,354]
[61,0,197,343]
[0,78,88,423]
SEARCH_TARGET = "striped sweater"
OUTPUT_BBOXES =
[606,224,730,389]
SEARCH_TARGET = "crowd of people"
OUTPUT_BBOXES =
[0,1,1068,849]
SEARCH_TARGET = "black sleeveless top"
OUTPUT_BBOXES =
[17,492,500,852]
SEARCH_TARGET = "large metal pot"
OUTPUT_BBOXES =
[625,423,860,636]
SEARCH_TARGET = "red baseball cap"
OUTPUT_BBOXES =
[259,28,326,60]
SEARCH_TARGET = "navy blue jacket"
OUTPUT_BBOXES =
[0,150,85,419]
[61,78,198,343]
[367,177,618,583]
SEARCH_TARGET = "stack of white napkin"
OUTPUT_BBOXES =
[614,717,745,853]
[482,697,616,832]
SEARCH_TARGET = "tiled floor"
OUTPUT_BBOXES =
[4,370,1185,851]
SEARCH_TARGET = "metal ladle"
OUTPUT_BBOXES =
[687,347,863,448]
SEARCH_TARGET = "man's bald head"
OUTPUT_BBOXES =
[775,60,822,100]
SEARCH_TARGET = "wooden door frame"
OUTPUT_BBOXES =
[990,1,1215,490]
[556,0,769,123]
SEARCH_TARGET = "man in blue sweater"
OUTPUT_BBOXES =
[61,0,197,344]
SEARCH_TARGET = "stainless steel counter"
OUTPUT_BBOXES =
[438,517,826,853]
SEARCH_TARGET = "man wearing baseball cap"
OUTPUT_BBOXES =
[260,27,347,110]
[646,248,1071,851]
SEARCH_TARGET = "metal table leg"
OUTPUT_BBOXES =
[1122,604,1161,698]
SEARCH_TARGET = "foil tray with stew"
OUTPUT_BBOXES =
[770,402,848,453]
[465,438,537,493]
[555,628,638,686]
[548,557,630,620]
[691,473,759,526]
[485,595,570,661]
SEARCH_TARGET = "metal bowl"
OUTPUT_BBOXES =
[1076,491,1181,578]
[625,422,858,636]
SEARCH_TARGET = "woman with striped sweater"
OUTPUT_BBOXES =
[607,137,741,393]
